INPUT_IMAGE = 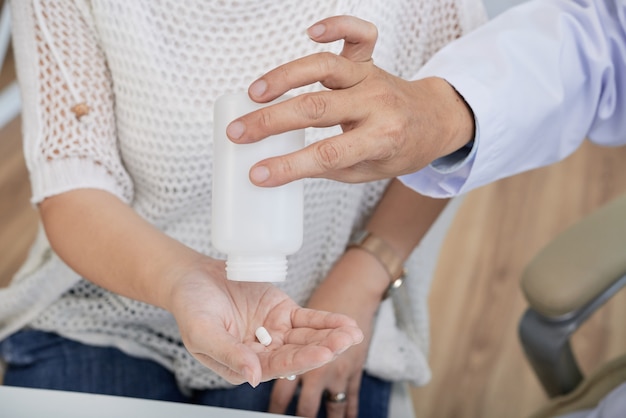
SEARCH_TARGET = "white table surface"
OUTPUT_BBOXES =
[0,385,284,418]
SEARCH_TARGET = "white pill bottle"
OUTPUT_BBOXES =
[212,92,304,282]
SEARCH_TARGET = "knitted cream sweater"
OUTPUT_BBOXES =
[4,0,485,390]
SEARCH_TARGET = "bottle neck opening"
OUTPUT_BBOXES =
[226,255,288,282]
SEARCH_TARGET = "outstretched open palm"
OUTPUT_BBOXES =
[169,261,363,387]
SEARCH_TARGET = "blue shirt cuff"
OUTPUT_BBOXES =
[431,139,476,174]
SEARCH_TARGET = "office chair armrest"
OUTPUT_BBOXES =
[522,193,626,318]
[519,193,626,397]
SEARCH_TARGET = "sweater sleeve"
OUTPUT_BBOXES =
[11,0,133,205]
[400,0,626,197]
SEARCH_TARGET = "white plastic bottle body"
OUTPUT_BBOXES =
[212,92,304,282]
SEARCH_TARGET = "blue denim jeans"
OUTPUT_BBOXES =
[0,330,391,417]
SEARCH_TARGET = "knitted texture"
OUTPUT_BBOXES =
[5,0,486,390]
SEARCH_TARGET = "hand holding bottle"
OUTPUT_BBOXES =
[226,15,475,186]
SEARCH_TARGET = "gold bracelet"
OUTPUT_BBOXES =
[347,231,406,299]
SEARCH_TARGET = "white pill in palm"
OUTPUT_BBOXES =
[255,326,272,346]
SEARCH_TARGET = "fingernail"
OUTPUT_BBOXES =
[250,165,270,184]
[226,121,245,140]
[243,366,259,388]
[307,23,326,38]
[249,79,267,98]
[336,345,350,356]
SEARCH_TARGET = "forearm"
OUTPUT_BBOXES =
[364,179,449,261]
[409,0,626,196]
[356,179,449,298]
[311,179,449,311]
[39,188,210,310]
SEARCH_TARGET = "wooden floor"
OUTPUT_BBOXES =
[3,43,626,418]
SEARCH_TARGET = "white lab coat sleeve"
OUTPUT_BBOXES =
[400,0,626,197]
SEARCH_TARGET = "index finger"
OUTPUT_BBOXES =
[227,87,367,145]
[187,329,263,386]
[248,129,386,187]
[290,307,360,332]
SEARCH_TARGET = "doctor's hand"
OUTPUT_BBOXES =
[226,15,475,187]
[169,259,363,388]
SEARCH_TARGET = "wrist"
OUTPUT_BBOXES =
[309,249,390,315]
[347,230,406,299]
[445,79,476,151]
[159,254,225,312]
[421,77,476,158]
